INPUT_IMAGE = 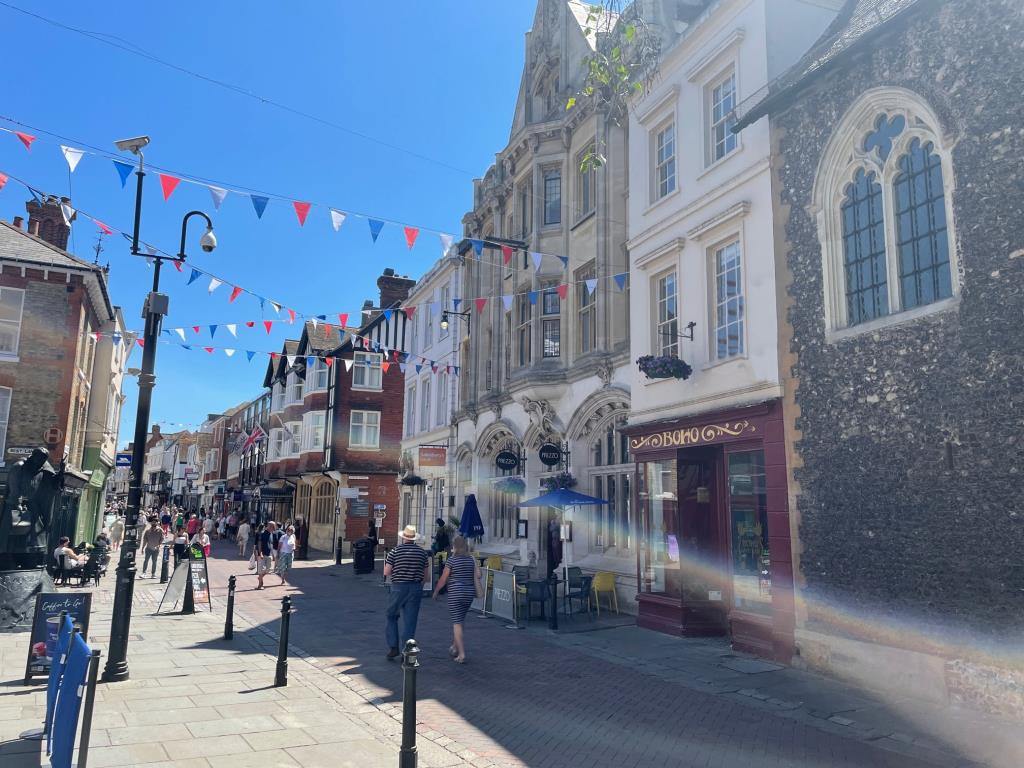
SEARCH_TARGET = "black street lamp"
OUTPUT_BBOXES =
[439,310,471,334]
[102,137,217,683]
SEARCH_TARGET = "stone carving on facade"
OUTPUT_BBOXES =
[596,356,614,387]
[521,396,556,436]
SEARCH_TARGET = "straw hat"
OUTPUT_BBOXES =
[399,525,419,542]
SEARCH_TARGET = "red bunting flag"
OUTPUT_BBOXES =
[402,306,416,319]
[14,132,35,151]
[136,338,144,348]
[192,326,201,334]
[474,297,487,313]
[245,321,255,328]
[263,320,273,334]
[403,226,419,250]
[557,283,569,300]
[338,313,348,327]
[287,308,296,323]
[94,219,113,235]
[204,347,214,354]
[323,322,333,336]
[293,201,312,226]
[159,174,181,201]
[324,357,334,367]
[229,286,243,303]
[173,260,183,272]
[501,245,513,265]
[270,352,278,360]
[381,361,391,374]
[93,331,101,341]
[0,173,7,192]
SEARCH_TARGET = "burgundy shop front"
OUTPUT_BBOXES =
[624,400,794,661]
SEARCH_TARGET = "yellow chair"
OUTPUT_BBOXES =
[484,555,503,571]
[591,572,619,615]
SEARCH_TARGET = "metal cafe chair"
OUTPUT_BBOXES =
[565,574,594,619]
[522,579,548,620]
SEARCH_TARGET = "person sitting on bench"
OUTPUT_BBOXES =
[54,536,88,570]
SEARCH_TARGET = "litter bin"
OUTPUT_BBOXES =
[353,538,375,574]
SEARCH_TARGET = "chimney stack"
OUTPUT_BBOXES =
[26,195,72,250]
[11,216,23,229]
[377,267,416,309]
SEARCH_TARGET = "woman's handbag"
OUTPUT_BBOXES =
[474,563,484,599]
[248,551,257,571]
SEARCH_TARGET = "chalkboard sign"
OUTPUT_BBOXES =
[189,550,211,609]
[24,592,92,682]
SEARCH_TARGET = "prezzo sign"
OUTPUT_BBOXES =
[538,443,562,467]
[495,450,520,471]
[489,570,516,622]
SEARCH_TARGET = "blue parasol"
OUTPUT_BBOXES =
[459,493,485,539]
[516,488,608,508]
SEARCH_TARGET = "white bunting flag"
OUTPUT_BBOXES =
[344,359,353,372]
[225,324,237,337]
[224,348,235,357]
[286,355,296,368]
[439,233,454,254]
[209,186,228,210]
[60,146,84,173]
[174,328,187,342]
[502,294,514,311]
[531,252,543,273]
[270,302,281,314]
[60,202,75,227]
[329,209,347,232]
[208,277,223,294]
[310,318,319,330]
[585,278,598,295]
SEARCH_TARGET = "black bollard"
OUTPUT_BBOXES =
[399,639,420,768]
[274,595,292,687]
[159,543,170,584]
[224,575,236,640]
[548,574,559,631]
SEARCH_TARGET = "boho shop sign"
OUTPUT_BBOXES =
[629,420,756,451]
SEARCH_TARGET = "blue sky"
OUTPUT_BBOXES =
[0,1,536,445]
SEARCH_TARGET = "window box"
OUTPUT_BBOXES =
[637,355,693,380]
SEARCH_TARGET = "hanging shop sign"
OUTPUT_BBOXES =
[418,446,447,467]
[495,451,520,472]
[629,420,755,451]
[538,443,562,467]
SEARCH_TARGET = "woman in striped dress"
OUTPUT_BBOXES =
[432,535,480,663]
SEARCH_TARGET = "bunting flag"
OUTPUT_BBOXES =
[343,359,353,372]
[613,272,628,290]
[187,269,201,286]
[264,320,273,334]
[60,146,84,173]
[287,308,296,324]
[415,364,423,374]
[501,245,513,265]
[228,286,243,303]
[175,328,187,342]
[251,195,269,219]
[470,239,484,257]
[192,326,201,334]
[338,313,348,327]
[112,333,121,345]
[306,355,315,368]
[381,361,390,374]
[293,201,312,226]
[310,317,319,330]
[245,321,255,328]
[60,202,74,227]
[246,350,256,362]
[403,306,416,319]
[557,283,569,300]
[136,338,145,348]
[403,226,419,250]
[94,219,113,235]
[204,347,214,354]
[209,186,228,210]
[226,324,237,337]
[531,252,543,272]
[208,277,223,294]
[209,325,218,338]
[330,209,347,231]
[474,297,487,313]
[585,278,598,296]
[452,298,462,311]
[224,349,235,357]
[181,344,192,350]
[14,132,35,151]
[383,309,392,321]
[399,363,407,374]
[270,352,278,361]
[439,233,454,254]
[368,219,385,242]
[270,301,281,314]
[158,174,181,201]
[528,290,539,305]
[557,255,569,269]
[113,160,134,188]
[324,356,334,367]
[173,260,183,272]
[502,294,514,311]
[0,173,7,192]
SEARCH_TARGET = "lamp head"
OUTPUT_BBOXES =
[440,311,449,331]
[199,227,217,253]
[113,136,150,155]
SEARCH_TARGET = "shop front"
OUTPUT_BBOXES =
[626,400,793,661]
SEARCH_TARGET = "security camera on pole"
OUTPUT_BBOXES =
[102,136,218,684]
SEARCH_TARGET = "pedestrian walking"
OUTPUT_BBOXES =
[217,514,227,540]
[186,513,201,537]
[141,518,164,578]
[383,525,431,660]
[191,528,211,558]
[236,519,251,557]
[275,525,296,585]
[202,514,215,541]
[432,535,480,664]
[431,517,451,556]
[255,523,274,590]
[109,515,124,552]
[172,527,189,567]
[160,509,172,533]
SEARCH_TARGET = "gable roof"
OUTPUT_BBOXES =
[734,0,925,129]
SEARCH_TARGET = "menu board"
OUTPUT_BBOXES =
[24,592,92,682]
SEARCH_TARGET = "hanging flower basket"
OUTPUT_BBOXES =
[400,474,426,486]
[541,471,577,491]
[637,355,693,380]
[494,477,526,496]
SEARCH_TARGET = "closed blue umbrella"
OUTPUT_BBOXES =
[459,493,485,540]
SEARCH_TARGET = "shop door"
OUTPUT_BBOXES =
[676,450,726,602]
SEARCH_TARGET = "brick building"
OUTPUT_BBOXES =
[0,196,129,548]
[734,0,1024,715]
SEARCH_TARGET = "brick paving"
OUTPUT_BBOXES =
[204,540,1016,768]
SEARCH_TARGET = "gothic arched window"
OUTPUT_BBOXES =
[841,169,888,325]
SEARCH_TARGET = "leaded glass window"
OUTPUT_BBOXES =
[841,169,888,325]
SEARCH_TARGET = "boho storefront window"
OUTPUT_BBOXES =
[727,450,770,614]
[638,459,679,596]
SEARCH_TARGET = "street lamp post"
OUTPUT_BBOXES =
[102,137,217,683]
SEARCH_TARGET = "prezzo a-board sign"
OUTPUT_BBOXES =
[489,569,516,622]
[24,592,92,682]
[158,549,212,613]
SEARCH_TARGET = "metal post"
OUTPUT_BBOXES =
[274,595,291,687]
[181,558,195,615]
[399,639,420,768]
[224,575,236,640]
[548,574,559,631]
[76,649,102,768]
[159,542,169,584]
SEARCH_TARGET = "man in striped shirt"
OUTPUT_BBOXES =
[384,525,431,659]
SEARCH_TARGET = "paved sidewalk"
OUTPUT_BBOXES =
[0,566,468,768]
[203,541,1024,768]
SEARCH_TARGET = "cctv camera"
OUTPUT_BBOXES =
[199,227,217,253]
[113,136,150,155]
